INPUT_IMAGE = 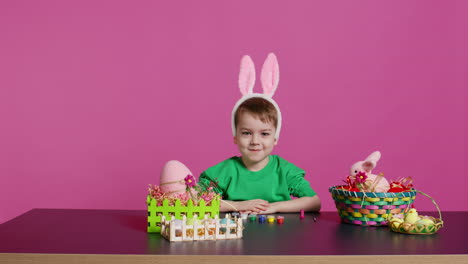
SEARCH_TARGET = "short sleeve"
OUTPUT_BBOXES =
[287,170,317,198]
[198,171,224,196]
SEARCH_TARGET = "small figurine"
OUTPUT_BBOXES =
[349,151,390,192]
[404,208,419,224]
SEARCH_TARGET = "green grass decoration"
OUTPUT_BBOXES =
[147,195,220,233]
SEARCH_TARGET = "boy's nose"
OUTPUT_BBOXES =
[250,134,260,144]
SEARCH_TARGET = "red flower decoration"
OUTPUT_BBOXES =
[355,171,368,183]
[184,174,196,188]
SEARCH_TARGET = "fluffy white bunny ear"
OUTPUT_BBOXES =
[238,55,255,96]
[365,151,381,163]
[261,53,279,97]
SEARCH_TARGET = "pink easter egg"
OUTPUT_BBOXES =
[160,160,193,196]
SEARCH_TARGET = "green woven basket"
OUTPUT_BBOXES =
[329,186,417,226]
[147,195,220,233]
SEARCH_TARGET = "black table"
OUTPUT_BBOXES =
[0,209,467,263]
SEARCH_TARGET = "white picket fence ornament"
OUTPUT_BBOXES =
[161,214,243,242]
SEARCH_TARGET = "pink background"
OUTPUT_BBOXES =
[1,0,467,224]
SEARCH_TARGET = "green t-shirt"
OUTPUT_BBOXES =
[199,155,317,202]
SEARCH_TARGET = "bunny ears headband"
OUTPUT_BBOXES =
[231,53,282,140]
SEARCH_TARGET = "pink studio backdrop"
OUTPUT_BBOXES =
[1,1,467,224]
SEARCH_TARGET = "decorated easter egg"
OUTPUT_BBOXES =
[415,218,434,226]
[391,218,404,228]
[220,218,234,225]
[172,219,183,227]
[202,219,216,225]
[392,213,404,219]
[186,218,199,226]
[172,219,183,237]
[160,160,193,196]
[220,218,235,233]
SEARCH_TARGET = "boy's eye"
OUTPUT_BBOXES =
[241,131,251,135]
[261,132,270,136]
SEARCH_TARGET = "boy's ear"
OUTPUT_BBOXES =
[233,136,237,145]
[274,138,278,145]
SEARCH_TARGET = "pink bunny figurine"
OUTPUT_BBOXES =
[350,151,390,192]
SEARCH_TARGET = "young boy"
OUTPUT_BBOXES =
[199,53,320,214]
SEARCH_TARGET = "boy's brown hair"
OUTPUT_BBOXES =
[234,97,278,130]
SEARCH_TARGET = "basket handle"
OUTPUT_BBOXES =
[415,190,443,221]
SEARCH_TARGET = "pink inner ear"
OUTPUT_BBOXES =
[239,55,255,95]
[362,161,375,172]
[261,53,279,96]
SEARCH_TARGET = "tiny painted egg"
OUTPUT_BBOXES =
[173,219,183,227]
[172,220,183,237]
[391,218,404,228]
[202,219,216,225]
[415,218,434,226]
[392,213,404,219]
[186,218,199,226]
[220,218,234,225]
[220,218,234,233]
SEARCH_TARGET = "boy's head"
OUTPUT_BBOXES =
[233,97,278,169]
[234,97,278,133]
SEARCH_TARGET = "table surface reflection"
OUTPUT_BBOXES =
[0,209,466,255]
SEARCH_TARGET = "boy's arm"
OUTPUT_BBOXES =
[261,195,321,214]
[220,199,270,213]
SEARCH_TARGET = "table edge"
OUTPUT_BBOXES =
[1,253,467,264]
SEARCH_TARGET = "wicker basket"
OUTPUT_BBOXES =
[329,185,417,226]
[389,190,443,235]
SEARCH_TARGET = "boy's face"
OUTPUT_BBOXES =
[234,111,277,170]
